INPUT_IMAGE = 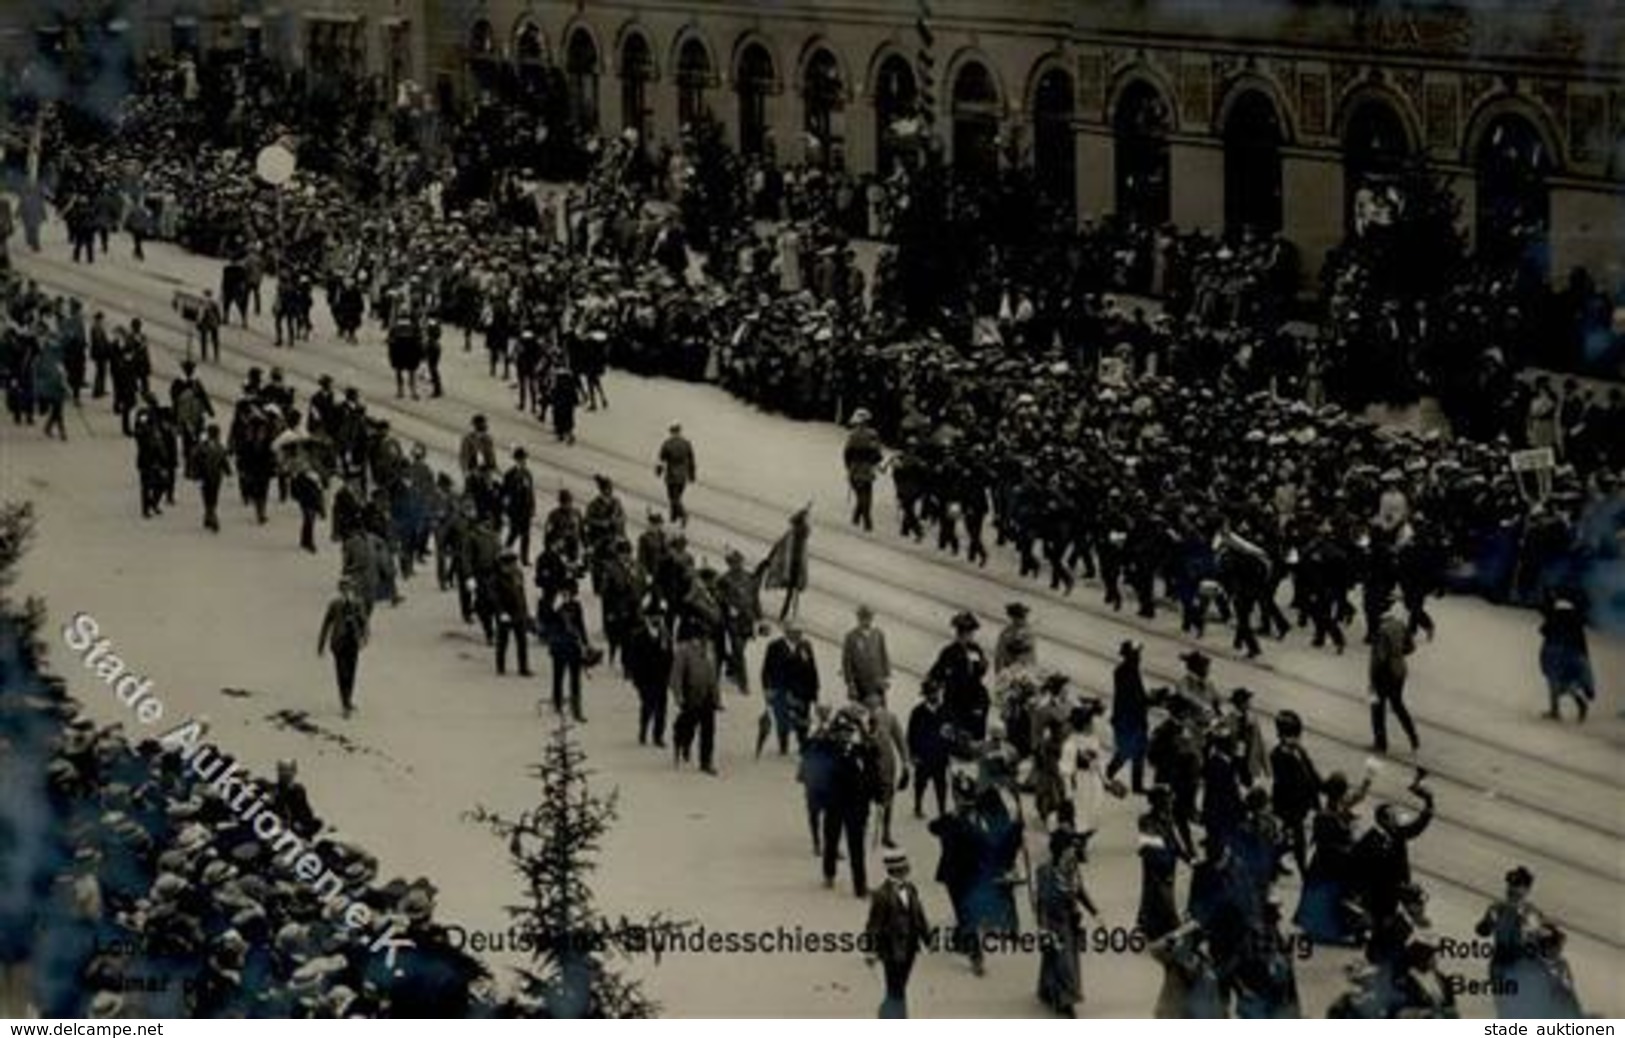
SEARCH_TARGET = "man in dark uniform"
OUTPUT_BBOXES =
[656,422,697,526]
[543,488,586,571]
[317,578,370,718]
[501,447,536,566]
[844,408,884,531]
[191,423,231,533]
[492,550,532,677]
[926,612,990,741]
[864,849,931,1018]
[717,549,763,693]
[461,514,502,643]
[582,475,626,588]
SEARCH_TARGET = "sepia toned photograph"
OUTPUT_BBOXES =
[0,0,1621,1022]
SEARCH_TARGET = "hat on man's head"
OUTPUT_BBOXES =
[951,611,979,633]
[882,848,910,874]
[1006,602,1030,620]
[1506,865,1535,889]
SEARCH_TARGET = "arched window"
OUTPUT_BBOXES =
[515,22,546,107]
[951,60,999,179]
[1223,90,1284,235]
[619,32,653,146]
[566,30,599,133]
[1343,97,1411,234]
[467,18,497,95]
[1113,80,1171,227]
[1032,66,1075,217]
[676,37,712,129]
[802,47,843,168]
[1475,113,1550,274]
[874,53,917,177]
[736,43,775,158]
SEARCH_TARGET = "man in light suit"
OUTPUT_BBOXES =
[841,604,891,703]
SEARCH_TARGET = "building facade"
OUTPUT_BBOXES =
[420,0,1624,285]
[2,0,431,112]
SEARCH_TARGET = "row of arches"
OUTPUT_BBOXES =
[467,19,1559,242]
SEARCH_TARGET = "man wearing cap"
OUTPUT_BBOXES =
[317,579,370,718]
[841,605,891,704]
[844,409,884,531]
[583,476,627,588]
[717,549,762,692]
[656,423,697,526]
[928,612,990,740]
[501,447,536,566]
[864,848,931,1018]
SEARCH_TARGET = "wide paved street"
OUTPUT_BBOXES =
[5,221,1622,1017]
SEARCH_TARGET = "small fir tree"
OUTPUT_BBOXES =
[470,719,683,1019]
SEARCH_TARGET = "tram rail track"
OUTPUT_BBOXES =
[20,247,1624,952]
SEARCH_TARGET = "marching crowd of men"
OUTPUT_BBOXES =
[0,52,1612,1022]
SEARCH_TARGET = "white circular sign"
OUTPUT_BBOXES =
[255,143,296,187]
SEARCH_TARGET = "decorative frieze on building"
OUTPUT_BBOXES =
[1424,75,1459,154]
[1077,48,1105,122]
[1298,68,1329,139]
[1568,90,1608,167]
[1178,53,1211,131]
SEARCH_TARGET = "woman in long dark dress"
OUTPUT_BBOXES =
[1035,830,1097,1017]
[1295,771,1370,945]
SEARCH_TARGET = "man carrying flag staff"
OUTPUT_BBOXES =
[757,503,812,621]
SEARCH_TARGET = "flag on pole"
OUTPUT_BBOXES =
[757,505,811,593]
